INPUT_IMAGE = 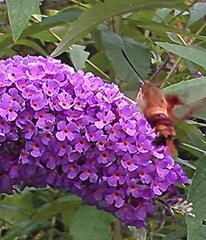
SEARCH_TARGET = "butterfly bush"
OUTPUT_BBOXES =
[0,55,187,228]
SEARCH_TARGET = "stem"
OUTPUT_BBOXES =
[86,60,110,80]
[111,221,123,240]
[69,0,89,8]
[160,57,181,89]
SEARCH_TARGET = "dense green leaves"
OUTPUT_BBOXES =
[1,0,206,239]
[51,0,184,56]
[1,192,82,239]
[0,7,82,56]
[187,156,206,240]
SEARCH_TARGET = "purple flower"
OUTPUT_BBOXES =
[106,165,127,186]
[58,91,73,110]
[25,138,46,158]
[118,136,137,153]
[16,108,34,128]
[105,123,122,142]
[22,85,40,99]
[96,135,107,151]
[97,83,122,103]
[56,121,78,141]
[0,132,6,142]
[23,122,37,139]
[126,179,141,198]
[74,95,88,110]
[0,93,21,121]
[30,93,46,110]
[74,134,90,153]
[42,152,59,170]
[139,165,155,184]
[66,163,80,179]
[42,79,60,97]
[136,201,154,219]
[151,177,169,195]
[19,150,30,164]
[121,153,139,171]
[0,55,188,229]
[105,189,125,208]
[52,140,72,157]
[85,125,103,142]
[120,118,137,136]
[8,127,19,140]
[95,111,116,129]
[35,108,55,129]
[97,149,116,164]
[79,164,98,183]
[0,119,11,134]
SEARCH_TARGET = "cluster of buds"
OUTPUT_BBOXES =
[0,55,188,228]
[171,199,195,218]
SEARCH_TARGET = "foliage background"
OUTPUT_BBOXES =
[0,0,206,239]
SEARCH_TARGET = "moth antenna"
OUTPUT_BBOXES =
[121,50,144,87]
[121,50,170,88]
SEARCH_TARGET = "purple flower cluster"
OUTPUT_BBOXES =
[0,55,187,228]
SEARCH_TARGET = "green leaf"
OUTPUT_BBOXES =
[15,39,47,55]
[5,0,42,41]
[163,230,186,240]
[123,37,150,81]
[70,205,115,240]
[193,108,206,120]
[174,121,205,157]
[166,32,183,44]
[163,77,206,105]
[153,8,173,23]
[187,2,206,27]
[156,42,206,69]
[130,20,206,42]
[187,156,206,240]
[129,227,147,240]
[101,31,150,92]
[51,0,185,57]
[2,195,82,240]
[0,190,37,224]
[163,78,206,122]
[69,44,90,70]
[41,8,82,26]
